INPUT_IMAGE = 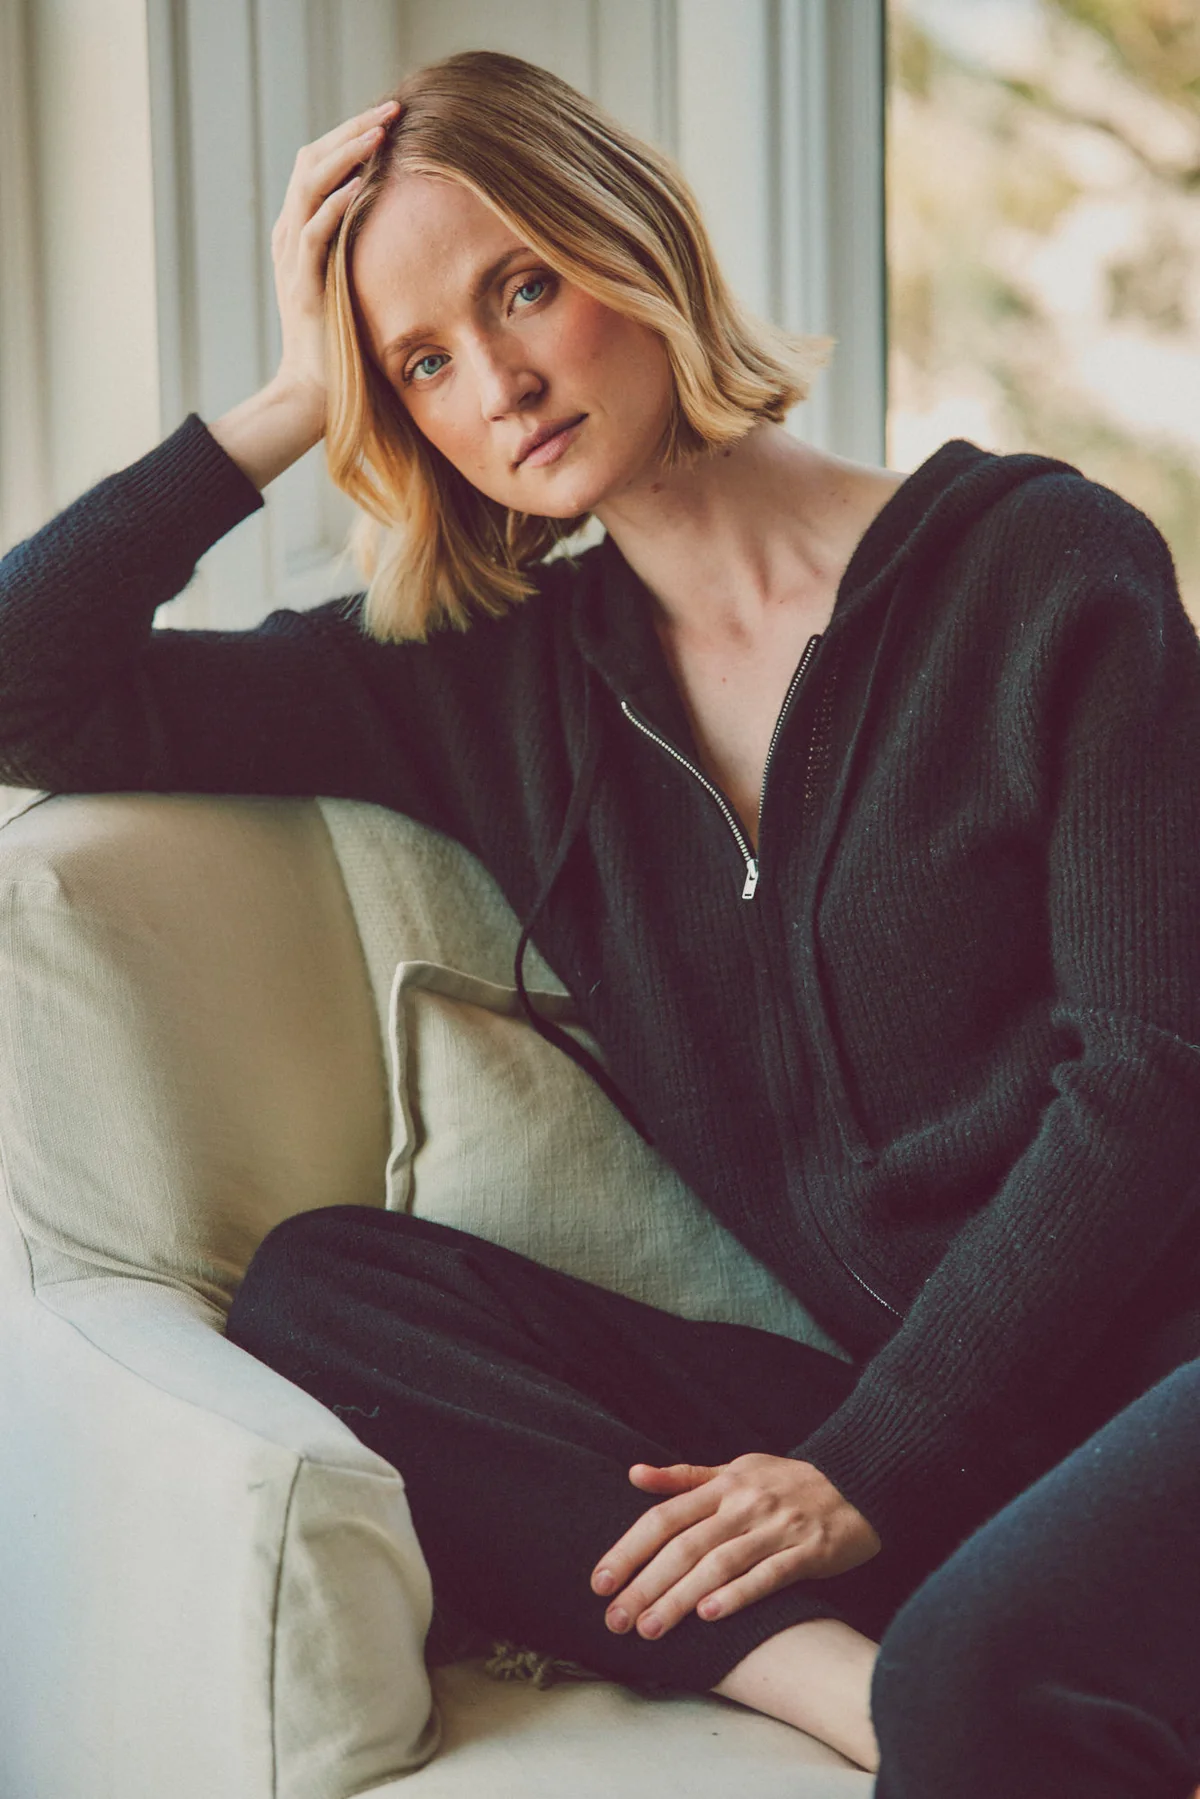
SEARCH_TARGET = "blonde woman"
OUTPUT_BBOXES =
[2,51,1198,1786]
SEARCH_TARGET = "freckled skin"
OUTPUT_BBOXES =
[351,173,677,519]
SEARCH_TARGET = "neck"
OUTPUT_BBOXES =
[592,421,867,645]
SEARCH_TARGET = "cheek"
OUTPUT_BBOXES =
[404,389,486,473]
[560,296,654,383]
[570,306,674,435]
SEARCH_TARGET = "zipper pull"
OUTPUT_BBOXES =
[741,860,759,900]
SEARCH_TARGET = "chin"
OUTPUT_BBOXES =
[503,470,610,522]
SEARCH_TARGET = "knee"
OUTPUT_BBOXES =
[871,1535,1048,1796]
[226,1203,381,1352]
[226,1205,467,1354]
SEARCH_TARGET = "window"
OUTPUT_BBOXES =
[887,0,1200,620]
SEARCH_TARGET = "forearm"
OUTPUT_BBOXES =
[0,416,265,787]
[207,377,325,492]
[796,1023,1200,1553]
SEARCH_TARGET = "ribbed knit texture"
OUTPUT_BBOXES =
[3,413,1199,1566]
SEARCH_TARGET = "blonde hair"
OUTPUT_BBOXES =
[326,50,833,643]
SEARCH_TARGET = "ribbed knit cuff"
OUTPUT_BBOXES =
[111,413,265,565]
[789,1376,995,1557]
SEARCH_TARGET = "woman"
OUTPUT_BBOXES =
[1,49,1198,1780]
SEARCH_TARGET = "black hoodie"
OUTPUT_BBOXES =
[2,414,1199,1565]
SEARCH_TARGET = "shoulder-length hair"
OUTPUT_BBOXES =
[325,50,833,643]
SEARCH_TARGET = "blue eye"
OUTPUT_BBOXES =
[513,278,547,307]
[408,353,448,384]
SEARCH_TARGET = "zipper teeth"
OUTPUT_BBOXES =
[620,702,756,874]
[758,633,822,822]
[848,1268,902,1319]
[800,1193,902,1319]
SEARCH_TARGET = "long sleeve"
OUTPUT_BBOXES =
[0,415,576,876]
[792,488,1200,1555]
[0,415,265,790]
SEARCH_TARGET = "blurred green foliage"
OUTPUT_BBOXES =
[887,0,1200,620]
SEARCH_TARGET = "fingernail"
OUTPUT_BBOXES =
[698,1599,720,1620]
[593,1571,614,1595]
[374,99,399,112]
[639,1615,662,1639]
[606,1607,629,1633]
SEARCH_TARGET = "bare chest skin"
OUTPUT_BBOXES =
[655,469,906,852]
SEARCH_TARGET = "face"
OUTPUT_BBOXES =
[351,173,676,518]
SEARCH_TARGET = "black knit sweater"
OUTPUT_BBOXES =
[3,414,1199,1566]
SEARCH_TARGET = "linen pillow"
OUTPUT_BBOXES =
[385,958,850,1358]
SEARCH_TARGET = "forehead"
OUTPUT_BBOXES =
[352,173,526,355]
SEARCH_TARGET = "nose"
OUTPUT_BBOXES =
[465,334,543,421]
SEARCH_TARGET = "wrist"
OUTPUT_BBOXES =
[208,377,326,492]
[262,370,327,442]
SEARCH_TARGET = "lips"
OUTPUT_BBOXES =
[514,414,587,467]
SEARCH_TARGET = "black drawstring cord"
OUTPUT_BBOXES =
[513,670,654,1145]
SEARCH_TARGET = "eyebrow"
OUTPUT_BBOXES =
[378,247,533,365]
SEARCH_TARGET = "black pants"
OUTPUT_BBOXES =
[872,1358,1200,1798]
[225,1206,930,1691]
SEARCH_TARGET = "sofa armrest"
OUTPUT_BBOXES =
[0,1276,439,1799]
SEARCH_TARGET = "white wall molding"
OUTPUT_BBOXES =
[0,0,50,553]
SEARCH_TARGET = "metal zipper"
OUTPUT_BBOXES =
[621,701,761,895]
[759,633,822,827]
[619,633,824,901]
[832,1247,902,1319]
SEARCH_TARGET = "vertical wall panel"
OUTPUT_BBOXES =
[675,0,773,321]
[183,0,263,416]
[400,0,597,92]
[594,0,675,147]
[27,0,160,510]
[254,0,345,581]
[773,0,833,448]
[825,0,886,463]
[0,0,50,552]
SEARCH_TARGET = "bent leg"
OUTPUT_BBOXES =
[872,1359,1200,1798]
[226,1206,908,1690]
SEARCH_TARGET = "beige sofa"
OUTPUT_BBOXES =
[0,788,873,1799]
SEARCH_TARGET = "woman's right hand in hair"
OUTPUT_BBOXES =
[209,99,400,491]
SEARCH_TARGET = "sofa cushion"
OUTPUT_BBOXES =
[0,793,389,1313]
[382,957,849,1355]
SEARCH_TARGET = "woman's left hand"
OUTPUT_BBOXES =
[591,1454,881,1639]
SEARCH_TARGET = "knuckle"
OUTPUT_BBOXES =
[723,1493,758,1530]
[709,1544,743,1581]
[648,1513,680,1551]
